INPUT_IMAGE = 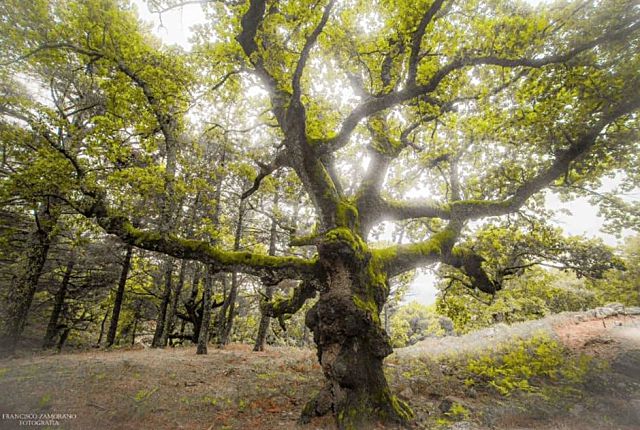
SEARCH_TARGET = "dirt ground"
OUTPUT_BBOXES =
[1,311,639,430]
[0,344,331,430]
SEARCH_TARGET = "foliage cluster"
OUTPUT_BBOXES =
[463,333,593,396]
[436,233,640,333]
[388,301,448,347]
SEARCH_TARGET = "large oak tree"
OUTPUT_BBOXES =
[1,0,639,427]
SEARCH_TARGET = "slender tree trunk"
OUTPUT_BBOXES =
[219,272,238,345]
[160,191,198,346]
[96,307,109,347]
[301,250,413,429]
[130,303,142,346]
[162,259,187,346]
[152,259,173,348]
[0,202,58,356]
[150,100,180,348]
[106,244,133,347]
[254,192,279,351]
[217,198,245,346]
[185,265,202,342]
[213,274,227,340]
[179,319,186,337]
[57,327,70,351]
[196,267,214,355]
[131,319,138,346]
[43,259,75,349]
[254,284,274,351]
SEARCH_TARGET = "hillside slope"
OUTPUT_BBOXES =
[391,304,640,429]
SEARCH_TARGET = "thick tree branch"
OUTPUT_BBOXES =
[77,193,318,280]
[379,198,451,222]
[448,95,640,221]
[234,0,347,229]
[236,0,267,59]
[374,226,459,277]
[260,279,317,329]
[362,93,640,227]
[235,0,282,98]
[375,222,498,293]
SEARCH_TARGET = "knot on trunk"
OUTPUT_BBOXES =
[319,228,369,263]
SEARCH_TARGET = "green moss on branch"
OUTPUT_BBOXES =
[373,227,458,276]
[120,221,318,276]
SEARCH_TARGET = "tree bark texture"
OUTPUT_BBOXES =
[301,244,413,429]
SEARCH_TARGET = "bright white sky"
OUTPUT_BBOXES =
[133,1,206,48]
[131,0,636,305]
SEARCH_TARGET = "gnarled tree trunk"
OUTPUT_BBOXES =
[301,243,412,429]
[96,307,109,347]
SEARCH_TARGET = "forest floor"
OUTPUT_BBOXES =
[1,306,639,430]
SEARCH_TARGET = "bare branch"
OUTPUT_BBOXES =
[241,151,289,199]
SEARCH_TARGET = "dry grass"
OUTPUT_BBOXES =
[0,345,326,430]
[0,314,638,429]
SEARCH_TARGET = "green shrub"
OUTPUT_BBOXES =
[464,333,591,396]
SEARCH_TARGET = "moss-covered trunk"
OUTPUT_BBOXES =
[301,242,412,429]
